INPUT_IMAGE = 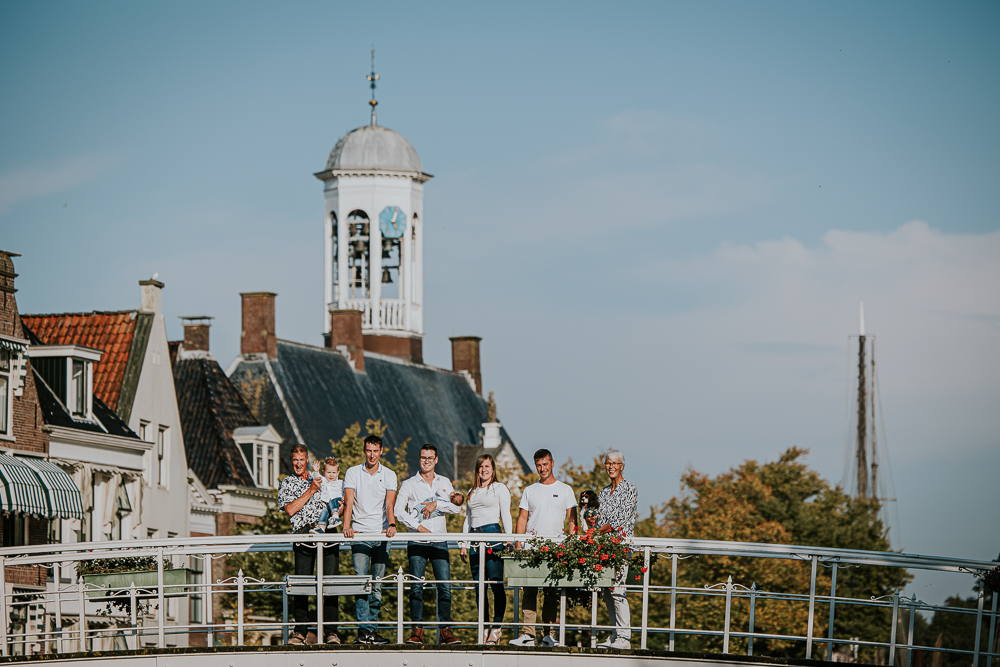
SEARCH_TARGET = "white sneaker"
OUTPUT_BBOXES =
[597,637,613,649]
[609,637,631,650]
[509,633,535,646]
[541,635,563,647]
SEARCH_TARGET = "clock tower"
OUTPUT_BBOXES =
[314,56,432,363]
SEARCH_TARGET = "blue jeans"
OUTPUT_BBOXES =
[351,541,388,632]
[407,544,452,628]
[470,523,506,627]
[317,498,342,526]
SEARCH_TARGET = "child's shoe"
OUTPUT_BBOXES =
[310,524,326,534]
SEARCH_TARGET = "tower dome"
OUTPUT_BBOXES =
[325,125,422,174]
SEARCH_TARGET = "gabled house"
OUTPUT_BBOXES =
[22,279,190,543]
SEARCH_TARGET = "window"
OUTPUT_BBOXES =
[157,426,168,487]
[252,443,278,488]
[71,359,85,416]
[0,349,9,435]
[190,555,205,624]
[113,485,132,541]
[254,444,263,486]
[139,420,149,442]
[3,513,28,547]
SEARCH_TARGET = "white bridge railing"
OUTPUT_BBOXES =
[0,535,995,662]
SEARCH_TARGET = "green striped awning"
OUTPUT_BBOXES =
[20,458,84,520]
[0,453,50,516]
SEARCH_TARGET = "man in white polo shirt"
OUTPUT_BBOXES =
[342,435,398,645]
[509,448,577,647]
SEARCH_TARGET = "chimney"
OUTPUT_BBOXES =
[240,292,277,359]
[328,309,364,372]
[180,316,213,352]
[139,276,164,314]
[450,336,482,395]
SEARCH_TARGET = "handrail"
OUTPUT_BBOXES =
[0,535,994,662]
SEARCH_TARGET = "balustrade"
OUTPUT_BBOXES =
[0,535,994,661]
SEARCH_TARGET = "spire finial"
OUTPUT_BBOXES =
[367,46,379,126]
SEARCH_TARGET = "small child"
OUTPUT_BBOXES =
[310,457,343,534]
[407,489,465,526]
[579,490,600,531]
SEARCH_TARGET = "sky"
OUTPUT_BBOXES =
[2,1,998,605]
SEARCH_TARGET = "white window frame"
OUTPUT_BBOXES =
[0,348,12,438]
[157,426,169,488]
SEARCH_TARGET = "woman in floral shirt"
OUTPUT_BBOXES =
[595,449,637,650]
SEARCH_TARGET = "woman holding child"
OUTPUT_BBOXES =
[460,454,512,645]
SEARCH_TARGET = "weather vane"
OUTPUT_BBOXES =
[367,46,379,126]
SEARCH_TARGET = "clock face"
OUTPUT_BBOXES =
[379,206,407,239]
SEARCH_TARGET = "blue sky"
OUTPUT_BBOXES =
[2,1,998,603]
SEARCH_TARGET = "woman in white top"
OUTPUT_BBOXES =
[460,454,512,644]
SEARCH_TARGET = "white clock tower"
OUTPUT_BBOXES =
[314,56,431,363]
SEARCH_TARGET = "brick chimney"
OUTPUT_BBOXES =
[328,309,364,372]
[180,316,213,352]
[240,292,277,359]
[450,336,482,395]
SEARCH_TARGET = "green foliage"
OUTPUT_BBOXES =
[923,592,998,667]
[76,554,172,576]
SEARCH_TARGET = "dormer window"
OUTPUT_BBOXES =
[233,425,282,489]
[28,345,103,421]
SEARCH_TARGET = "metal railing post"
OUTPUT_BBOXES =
[748,583,757,656]
[906,594,916,667]
[827,564,839,661]
[77,578,86,651]
[669,553,678,652]
[316,542,324,641]
[974,587,985,667]
[477,544,485,644]
[397,566,404,645]
[987,591,998,667]
[641,547,651,649]
[129,582,138,650]
[205,556,214,648]
[559,590,567,647]
[54,584,63,654]
[806,555,818,659]
[889,589,900,666]
[0,555,7,656]
[237,569,245,647]
[591,590,598,648]
[156,546,165,648]
[723,575,733,654]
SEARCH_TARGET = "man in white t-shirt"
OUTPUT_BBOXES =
[509,448,577,647]
[342,435,398,645]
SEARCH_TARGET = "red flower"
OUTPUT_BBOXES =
[641,566,648,573]
[578,557,586,564]
[556,552,563,558]
[635,575,641,581]
[612,538,620,544]
[586,527,595,536]
[586,539,594,544]
[487,548,493,554]
[595,565,602,571]
[600,554,609,561]
[542,546,549,552]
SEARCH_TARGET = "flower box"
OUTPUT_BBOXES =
[82,568,195,600]
[503,556,616,588]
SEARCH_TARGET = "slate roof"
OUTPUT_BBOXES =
[21,311,152,417]
[171,349,258,490]
[229,340,528,480]
[33,369,138,438]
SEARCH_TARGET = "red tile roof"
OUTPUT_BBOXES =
[21,311,139,411]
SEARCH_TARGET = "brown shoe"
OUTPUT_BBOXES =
[406,627,424,644]
[439,627,462,645]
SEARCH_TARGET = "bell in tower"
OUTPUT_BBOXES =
[315,54,432,364]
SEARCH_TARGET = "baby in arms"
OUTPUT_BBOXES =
[309,457,343,534]
[409,489,465,525]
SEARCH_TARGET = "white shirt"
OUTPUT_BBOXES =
[394,472,459,539]
[344,463,398,534]
[519,479,577,536]
[320,479,343,504]
[462,483,513,533]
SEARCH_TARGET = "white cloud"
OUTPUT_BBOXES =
[0,154,121,215]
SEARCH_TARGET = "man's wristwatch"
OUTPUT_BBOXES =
[388,522,396,528]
